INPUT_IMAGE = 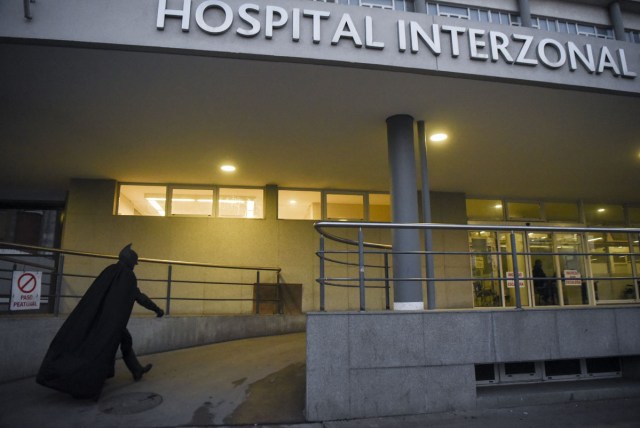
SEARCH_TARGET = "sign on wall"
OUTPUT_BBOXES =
[563,269,582,286]
[10,271,42,311]
[506,271,525,288]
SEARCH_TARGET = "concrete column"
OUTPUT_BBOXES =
[387,115,423,310]
[518,0,532,28]
[609,1,626,41]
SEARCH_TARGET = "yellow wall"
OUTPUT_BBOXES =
[59,179,472,314]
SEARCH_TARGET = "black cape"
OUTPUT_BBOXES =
[36,260,139,399]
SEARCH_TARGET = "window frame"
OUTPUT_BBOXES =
[116,183,265,219]
[166,185,216,217]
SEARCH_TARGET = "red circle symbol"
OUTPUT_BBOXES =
[17,273,37,294]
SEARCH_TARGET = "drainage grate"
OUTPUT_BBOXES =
[98,392,163,415]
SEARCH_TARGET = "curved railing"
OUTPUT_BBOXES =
[314,221,640,311]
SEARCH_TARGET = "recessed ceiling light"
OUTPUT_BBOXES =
[220,165,236,172]
[597,208,606,212]
[429,133,448,142]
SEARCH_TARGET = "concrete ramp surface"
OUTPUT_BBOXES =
[0,333,307,427]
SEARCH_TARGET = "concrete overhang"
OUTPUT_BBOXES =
[1,0,639,203]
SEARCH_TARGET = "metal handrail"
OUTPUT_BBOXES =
[0,241,281,272]
[315,221,640,236]
[0,241,283,316]
[314,221,640,311]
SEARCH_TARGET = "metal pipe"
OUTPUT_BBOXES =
[166,265,172,316]
[319,236,325,311]
[517,0,532,28]
[54,254,64,316]
[0,241,280,272]
[609,1,626,42]
[315,221,640,235]
[358,227,365,311]
[510,231,522,309]
[384,252,390,310]
[417,120,436,309]
[255,270,261,314]
[277,273,283,315]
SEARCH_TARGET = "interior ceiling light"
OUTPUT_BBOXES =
[495,204,502,209]
[220,165,236,172]
[429,133,448,142]
[597,208,606,212]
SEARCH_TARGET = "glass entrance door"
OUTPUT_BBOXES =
[556,233,589,305]
[527,232,558,306]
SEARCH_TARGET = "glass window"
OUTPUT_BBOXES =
[393,0,413,12]
[466,199,504,221]
[585,204,625,226]
[170,188,214,216]
[117,184,167,216]
[545,202,580,223]
[588,232,635,301]
[369,193,391,221]
[218,188,264,219]
[326,193,364,221]
[507,202,542,221]
[469,231,502,307]
[360,0,393,9]
[439,4,469,19]
[577,24,597,37]
[278,190,321,220]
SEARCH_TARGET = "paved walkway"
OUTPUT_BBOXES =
[0,332,639,427]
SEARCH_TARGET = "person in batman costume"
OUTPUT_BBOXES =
[36,244,164,400]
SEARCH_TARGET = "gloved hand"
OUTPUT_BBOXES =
[156,309,164,318]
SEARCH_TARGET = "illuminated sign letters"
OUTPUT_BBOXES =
[156,0,637,79]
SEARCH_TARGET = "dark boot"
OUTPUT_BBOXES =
[123,351,153,381]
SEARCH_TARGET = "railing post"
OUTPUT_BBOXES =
[319,235,325,312]
[358,227,365,311]
[54,254,64,316]
[276,272,283,314]
[166,265,172,316]
[510,231,522,309]
[384,252,390,310]
[255,270,261,314]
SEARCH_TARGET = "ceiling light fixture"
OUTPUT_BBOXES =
[220,165,236,172]
[597,208,606,212]
[429,133,448,142]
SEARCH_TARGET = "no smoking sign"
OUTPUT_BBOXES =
[11,271,42,311]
